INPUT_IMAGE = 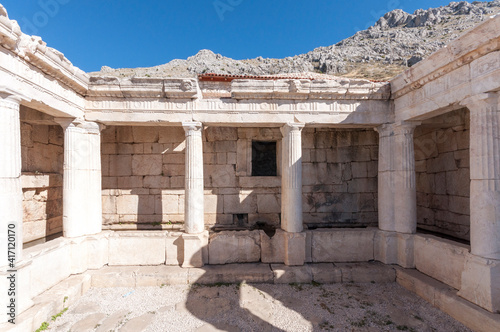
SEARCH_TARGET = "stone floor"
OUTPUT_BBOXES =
[43,282,471,332]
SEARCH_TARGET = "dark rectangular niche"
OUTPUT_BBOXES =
[252,141,277,176]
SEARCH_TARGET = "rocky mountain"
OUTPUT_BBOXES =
[92,1,500,81]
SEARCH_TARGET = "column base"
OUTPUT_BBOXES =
[182,231,208,268]
[375,230,415,268]
[459,253,500,313]
[284,232,306,266]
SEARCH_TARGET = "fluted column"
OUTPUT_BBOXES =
[182,122,204,234]
[55,119,103,238]
[375,124,395,232]
[466,93,500,259]
[280,123,305,233]
[0,94,23,264]
[459,92,500,313]
[374,122,418,268]
[393,122,419,234]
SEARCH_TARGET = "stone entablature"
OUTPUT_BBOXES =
[392,15,500,121]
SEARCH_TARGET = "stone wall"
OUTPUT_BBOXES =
[414,109,470,241]
[101,126,378,230]
[21,123,64,243]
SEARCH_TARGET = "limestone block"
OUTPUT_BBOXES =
[116,127,134,143]
[427,152,458,173]
[89,266,138,287]
[102,195,116,214]
[414,234,469,289]
[158,127,185,143]
[347,178,377,193]
[132,127,159,142]
[216,152,226,164]
[116,195,155,215]
[459,253,500,313]
[215,140,237,152]
[446,168,470,196]
[117,176,143,188]
[189,263,274,284]
[272,264,312,283]
[311,263,342,283]
[227,152,237,164]
[204,194,223,214]
[108,232,166,265]
[162,164,184,177]
[223,193,257,214]
[158,194,180,214]
[338,262,396,283]
[205,127,238,141]
[166,232,184,266]
[117,143,134,154]
[257,194,280,213]
[182,231,208,268]
[312,228,375,263]
[86,234,109,270]
[239,176,281,188]
[143,175,170,189]
[26,239,72,298]
[32,125,49,144]
[284,232,306,266]
[134,266,189,286]
[208,230,261,264]
[205,165,237,188]
[109,155,132,176]
[132,155,162,176]
[261,229,285,263]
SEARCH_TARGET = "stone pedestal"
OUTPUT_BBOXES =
[0,94,23,264]
[459,253,500,313]
[284,231,306,266]
[182,231,208,268]
[375,230,415,268]
[182,122,204,234]
[56,119,103,238]
[280,123,305,233]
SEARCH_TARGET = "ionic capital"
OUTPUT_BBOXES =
[182,121,203,136]
[462,92,500,113]
[280,122,305,137]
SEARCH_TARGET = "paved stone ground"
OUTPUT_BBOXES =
[44,282,471,332]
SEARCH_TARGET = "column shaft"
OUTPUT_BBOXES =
[281,123,305,233]
[376,124,395,232]
[0,94,23,263]
[57,119,103,238]
[468,93,500,259]
[183,122,204,234]
[393,122,418,234]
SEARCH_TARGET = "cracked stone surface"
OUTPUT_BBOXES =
[46,282,471,331]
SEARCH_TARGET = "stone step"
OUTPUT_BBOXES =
[396,267,500,332]
[88,261,396,287]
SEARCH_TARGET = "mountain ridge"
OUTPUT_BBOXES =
[92,1,500,81]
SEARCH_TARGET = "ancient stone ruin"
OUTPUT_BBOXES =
[0,3,499,331]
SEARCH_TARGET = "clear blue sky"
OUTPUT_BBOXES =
[1,0,456,72]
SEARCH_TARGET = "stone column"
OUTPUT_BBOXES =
[374,122,417,268]
[393,122,419,234]
[459,93,500,312]
[0,93,23,264]
[181,122,207,268]
[280,123,306,266]
[55,119,103,238]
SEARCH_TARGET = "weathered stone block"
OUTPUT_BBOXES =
[284,232,306,266]
[132,155,162,175]
[109,155,132,176]
[414,234,469,289]
[208,230,261,264]
[272,264,312,283]
[312,228,375,262]
[257,194,280,213]
[261,229,285,263]
[223,193,257,214]
[108,232,166,265]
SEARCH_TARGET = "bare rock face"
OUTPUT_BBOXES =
[91,1,500,81]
